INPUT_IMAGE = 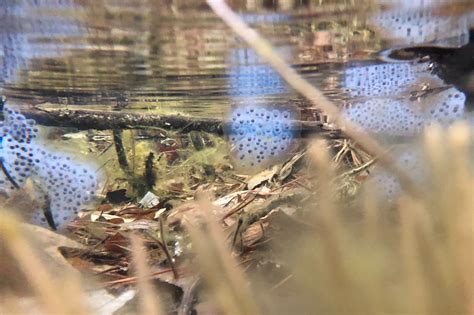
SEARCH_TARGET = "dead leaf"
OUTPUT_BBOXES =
[23,223,85,274]
[247,165,281,190]
[88,289,136,315]
[278,151,305,182]
[104,232,129,253]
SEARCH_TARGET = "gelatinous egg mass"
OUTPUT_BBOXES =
[29,147,99,228]
[343,87,465,137]
[228,47,288,97]
[226,104,299,173]
[1,105,39,195]
[370,2,472,47]
[0,135,37,194]
[1,103,100,229]
[344,63,430,98]
[1,106,38,144]
[367,147,426,202]
[342,62,466,137]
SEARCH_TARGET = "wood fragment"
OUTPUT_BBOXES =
[18,105,341,137]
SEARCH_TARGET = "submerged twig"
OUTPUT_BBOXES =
[41,194,57,231]
[20,106,224,133]
[130,234,165,315]
[18,105,340,137]
[113,129,130,173]
[0,157,20,189]
[339,158,376,178]
[159,217,179,280]
[206,0,420,198]
[177,277,200,315]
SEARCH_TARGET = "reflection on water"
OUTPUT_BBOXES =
[1,0,471,116]
[228,47,290,98]
[0,0,382,115]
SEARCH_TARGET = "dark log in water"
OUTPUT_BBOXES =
[18,106,342,138]
[20,106,225,133]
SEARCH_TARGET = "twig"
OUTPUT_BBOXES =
[206,0,420,198]
[101,268,175,287]
[159,217,179,280]
[221,190,259,221]
[339,158,376,178]
[0,157,20,189]
[177,277,200,315]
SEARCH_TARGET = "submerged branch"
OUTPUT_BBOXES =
[0,158,20,189]
[207,0,421,197]
[20,106,224,133]
[18,105,341,137]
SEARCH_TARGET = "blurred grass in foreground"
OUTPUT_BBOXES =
[0,123,472,315]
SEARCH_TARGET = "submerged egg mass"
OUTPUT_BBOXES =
[370,2,472,47]
[344,63,431,98]
[342,63,466,137]
[226,104,298,172]
[0,102,100,229]
[28,145,99,228]
[367,147,426,202]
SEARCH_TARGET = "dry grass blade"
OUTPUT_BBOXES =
[184,193,263,315]
[206,0,420,198]
[129,233,165,315]
[0,212,89,315]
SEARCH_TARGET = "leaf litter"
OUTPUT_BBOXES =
[3,120,373,314]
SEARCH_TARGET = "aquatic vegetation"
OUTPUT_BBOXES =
[0,102,99,229]
[225,104,299,173]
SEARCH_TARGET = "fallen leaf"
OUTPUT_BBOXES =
[247,165,281,190]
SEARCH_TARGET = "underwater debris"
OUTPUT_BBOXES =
[225,104,300,173]
[0,102,100,229]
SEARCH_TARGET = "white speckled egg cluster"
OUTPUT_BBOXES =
[367,147,426,202]
[342,62,466,137]
[344,63,430,98]
[228,48,287,96]
[343,87,465,137]
[370,4,472,47]
[0,103,99,229]
[226,105,298,172]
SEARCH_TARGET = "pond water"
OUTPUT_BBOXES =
[2,0,470,114]
[1,0,473,228]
